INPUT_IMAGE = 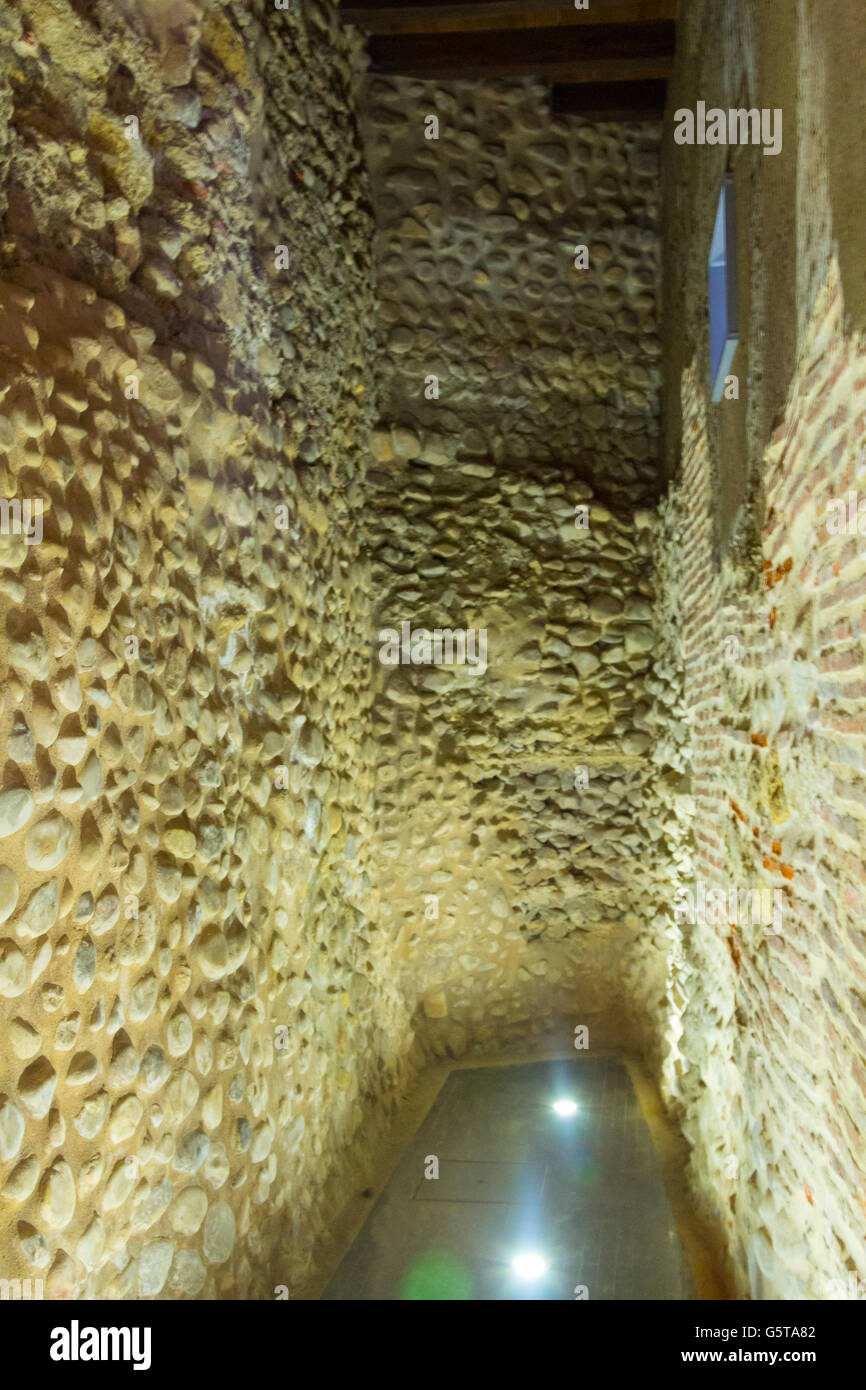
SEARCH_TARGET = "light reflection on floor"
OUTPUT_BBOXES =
[323,1057,696,1300]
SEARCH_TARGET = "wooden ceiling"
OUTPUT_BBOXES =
[338,0,679,121]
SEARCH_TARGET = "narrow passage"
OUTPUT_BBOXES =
[324,1057,694,1300]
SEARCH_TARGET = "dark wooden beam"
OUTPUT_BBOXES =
[339,0,678,36]
[551,78,666,119]
[366,21,676,81]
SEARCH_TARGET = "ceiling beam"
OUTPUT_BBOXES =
[550,77,667,119]
[366,21,676,81]
[339,0,679,36]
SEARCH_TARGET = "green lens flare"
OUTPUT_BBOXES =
[401,1253,473,1300]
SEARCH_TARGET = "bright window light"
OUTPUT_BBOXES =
[512,1252,547,1281]
[552,1098,578,1117]
[708,172,739,402]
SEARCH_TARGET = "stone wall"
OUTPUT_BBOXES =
[362,74,662,494]
[656,267,866,1300]
[0,0,415,1301]
[369,451,665,1054]
[359,75,678,1056]
[661,0,866,543]
[7,0,861,1310]
[654,0,866,1300]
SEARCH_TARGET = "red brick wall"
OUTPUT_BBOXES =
[657,262,866,1298]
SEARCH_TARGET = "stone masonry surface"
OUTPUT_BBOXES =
[0,0,416,1301]
[652,262,866,1300]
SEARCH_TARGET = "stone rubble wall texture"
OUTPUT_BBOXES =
[652,263,866,1299]
[648,0,866,1301]
[0,0,417,1300]
[360,76,677,1054]
[362,75,662,495]
[4,0,861,1309]
[369,458,669,1055]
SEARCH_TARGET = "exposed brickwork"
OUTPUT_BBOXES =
[656,261,866,1299]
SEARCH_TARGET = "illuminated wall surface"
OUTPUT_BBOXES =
[0,0,863,1302]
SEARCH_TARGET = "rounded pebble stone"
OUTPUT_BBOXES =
[203,1201,235,1264]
